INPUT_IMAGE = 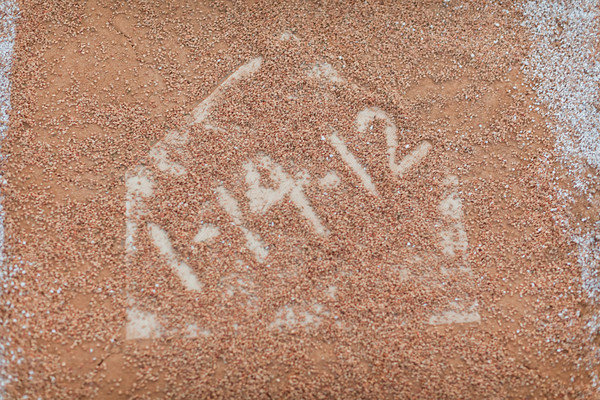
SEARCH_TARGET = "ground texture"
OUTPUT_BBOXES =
[1,0,599,398]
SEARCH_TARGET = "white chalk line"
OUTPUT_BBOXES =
[395,141,432,178]
[438,174,469,259]
[148,222,203,292]
[125,166,154,257]
[428,303,480,325]
[428,174,474,325]
[192,57,263,125]
[0,1,17,394]
[329,132,379,196]
[216,185,268,263]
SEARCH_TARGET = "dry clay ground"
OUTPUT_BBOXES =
[2,0,597,398]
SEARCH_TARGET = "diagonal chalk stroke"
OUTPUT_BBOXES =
[245,155,328,236]
[356,107,432,178]
[192,57,263,125]
[194,224,220,243]
[148,223,203,292]
[216,186,268,263]
[146,57,263,178]
[395,141,432,177]
[289,183,329,236]
[329,132,379,196]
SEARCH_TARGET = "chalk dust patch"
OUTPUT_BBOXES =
[148,223,203,292]
[193,224,220,243]
[269,303,332,330]
[318,171,340,189]
[326,285,337,300]
[307,61,344,84]
[428,303,481,325]
[149,130,189,177]
[396,267,410,281]
[185,324,211,338]
[438,174,468,259]
[126,308,162,339]
[279,31,299,42]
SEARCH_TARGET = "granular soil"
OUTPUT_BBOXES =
[1,0,596,398]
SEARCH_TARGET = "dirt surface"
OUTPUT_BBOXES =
[1,0,597,398]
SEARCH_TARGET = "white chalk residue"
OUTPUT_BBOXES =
[244,155,328,236]
[185,324,211,338]
[307,61,344,84]
[269,303,331,330]
[192,57,263,124]
[438,175,468,259]
[148,223,203,292]
[318,171,340,189]
[125,167,154,256]
[0,1,17,396]
[356,107,432,178]
[522,0,600,387]
[149,130,189,177]
[126,308,162,339]
[329,132,379,196]
[523,1,600,190]
[193,224,220,243]
[428,303,481,325]
[216,185,268,263]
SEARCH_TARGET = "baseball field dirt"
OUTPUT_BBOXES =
[1,0,600,398]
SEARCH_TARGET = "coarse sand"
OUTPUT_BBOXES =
[0,0,597,398]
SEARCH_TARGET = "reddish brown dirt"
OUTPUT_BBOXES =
[1,0,594,398]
